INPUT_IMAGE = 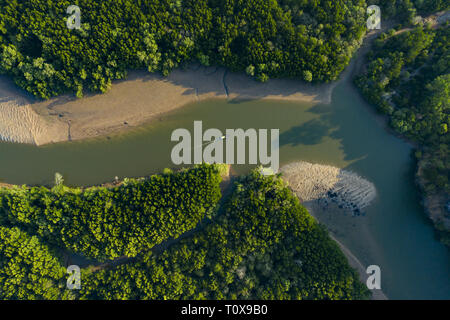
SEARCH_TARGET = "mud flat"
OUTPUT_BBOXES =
[281,161,377,215]
[280,161,387,300]
[0,65,334,146]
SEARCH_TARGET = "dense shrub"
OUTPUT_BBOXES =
[0,164,225,261]
[355,26,450,244]
[79,171,369,300]
[0,0,368,98]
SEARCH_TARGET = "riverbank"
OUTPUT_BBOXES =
[0,14,384,147]
[0,65,334,146]
[280,162,377,213]
[416,158,450,246]
[280,161,387,300]
[352,13,450,247]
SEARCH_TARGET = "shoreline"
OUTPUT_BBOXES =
[351,17,450,246]
[0,24,426,297]
[1,163,388,300]
[327,231,388,300]
[307,200,388,300]
[0,18,391,147]
[280,161,388,300]
[0,65,335,146]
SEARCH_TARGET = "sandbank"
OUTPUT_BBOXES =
[0,65,334,146]
[280,161,387,300]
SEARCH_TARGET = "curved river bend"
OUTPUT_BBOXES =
[0,77,449,299]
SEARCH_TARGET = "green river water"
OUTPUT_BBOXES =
[0,77,449,299]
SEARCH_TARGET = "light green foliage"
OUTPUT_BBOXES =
[303,70,313,82]
[0,226,73,300]
[0,164,223,261]
[79,171,369,300]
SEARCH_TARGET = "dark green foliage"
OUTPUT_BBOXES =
[0,0,368,99]
[413,0,450,14]
[0,1,375,299]
[0,164,224,261]
[369,0,449,25]
[0,167,368,300]
[355,26,450,244]
[79,171,369,300]
[0,226,72,299]
[369,0,417,24]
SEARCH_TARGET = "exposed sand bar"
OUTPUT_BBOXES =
[329,233,387,300]
[0,65,334,146]
[281,161,377,213]
[0,76,68,144]
[281,162,387,300]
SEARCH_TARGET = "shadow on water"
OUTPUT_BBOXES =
[0,75,449,299]
[279,75,450,299]
[280,117,333,146]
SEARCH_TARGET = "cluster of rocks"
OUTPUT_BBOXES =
[317,190,364,216]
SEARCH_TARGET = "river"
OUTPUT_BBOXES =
[0,73,449,299]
